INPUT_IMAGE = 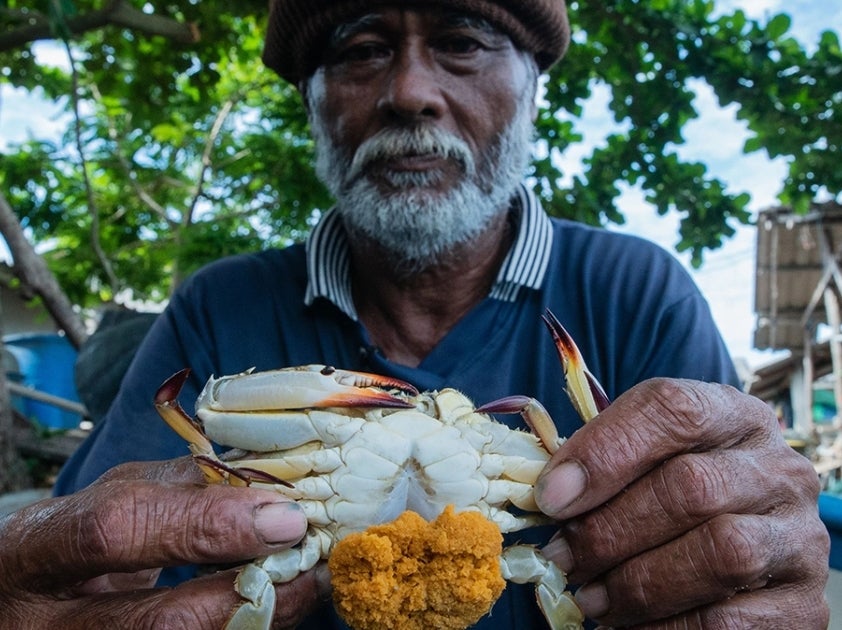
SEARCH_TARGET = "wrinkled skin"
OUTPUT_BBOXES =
[0,458,326,629]
[536,378,830,629]
[0,379,830,629]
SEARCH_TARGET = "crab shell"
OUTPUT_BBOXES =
[154,311,606,630]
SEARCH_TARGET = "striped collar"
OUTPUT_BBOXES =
[304,183,553,320]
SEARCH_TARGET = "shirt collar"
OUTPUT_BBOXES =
[304,182,553,321]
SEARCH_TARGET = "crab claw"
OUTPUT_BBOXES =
[476,396,562,455]
[197,365,417,412]
[318,365,420,397]
[155,369,242,484]
[542,309,610,422]
[155,370,296,486]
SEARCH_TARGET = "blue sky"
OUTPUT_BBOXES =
[0,0,838,371]
[597,0,838,371]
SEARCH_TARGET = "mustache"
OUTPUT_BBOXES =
[346,126,476,183]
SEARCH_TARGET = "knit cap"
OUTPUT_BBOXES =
[262,0,570,84]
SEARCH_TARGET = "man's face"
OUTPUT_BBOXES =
[306,8,537,272]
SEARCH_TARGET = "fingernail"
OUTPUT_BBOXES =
[575,582,609,618]
[254,501,307,545]
[541,536,574,573]
[536,460,587,516]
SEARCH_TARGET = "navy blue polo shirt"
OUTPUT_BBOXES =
[55,184,737,629]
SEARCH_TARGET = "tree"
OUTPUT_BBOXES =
[1,0,838,488]
[534,2,840,264]
[0,0,839,309]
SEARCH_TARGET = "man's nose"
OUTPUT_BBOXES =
[377,47,446,122]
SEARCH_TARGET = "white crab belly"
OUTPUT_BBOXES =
[202,391,549,539]
[319,410,488,531]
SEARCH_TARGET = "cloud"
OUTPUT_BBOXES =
[32,41,71,71]
[0,85,68,149]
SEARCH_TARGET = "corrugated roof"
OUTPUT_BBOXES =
[754,201,842,350]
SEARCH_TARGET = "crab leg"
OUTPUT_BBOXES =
[481,312,610,630]
[480,310,611,438]
[226,564,276,629]
[477,396,562,455]
[154,369,284,485]
[500,545,584,630]
[154,369,212,454]
[476,311,610,456]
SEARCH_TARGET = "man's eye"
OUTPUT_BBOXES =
[437,36,483,55]
[333,42,390,64]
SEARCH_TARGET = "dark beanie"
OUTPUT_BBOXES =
[262,0,570,85]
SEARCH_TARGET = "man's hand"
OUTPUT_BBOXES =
[0,457,322,629]
[536,378,830,629]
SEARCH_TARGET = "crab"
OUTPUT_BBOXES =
[154,310,610,630]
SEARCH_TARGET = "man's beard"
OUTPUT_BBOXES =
[308,92,535,275]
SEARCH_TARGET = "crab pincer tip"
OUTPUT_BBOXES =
[542,309,611,420]
[321,390,415,409]
[541,310,578,363]
[475,395,532,415]
[155,368,191,405]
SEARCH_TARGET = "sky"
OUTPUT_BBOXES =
[561,0,839,372]
[0,0,838,373]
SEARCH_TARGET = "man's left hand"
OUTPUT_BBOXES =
[536,378,830,628]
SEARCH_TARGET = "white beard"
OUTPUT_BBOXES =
[308,82,535,274]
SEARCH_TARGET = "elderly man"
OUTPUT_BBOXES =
[0,0,830,628]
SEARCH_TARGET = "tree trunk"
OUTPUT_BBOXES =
[0,314,32,493]
[0,192,82,492]
[0,191,88,350]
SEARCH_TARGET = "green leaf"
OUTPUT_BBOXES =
[0,0,835,311]
[766,13,792,40]
[743,136,765,154]
[149,123,186,145]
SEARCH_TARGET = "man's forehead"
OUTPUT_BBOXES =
[329,9,503,42]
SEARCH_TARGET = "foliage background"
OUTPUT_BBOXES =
[0,0,839,314]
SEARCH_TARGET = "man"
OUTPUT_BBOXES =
[0,0,830,628]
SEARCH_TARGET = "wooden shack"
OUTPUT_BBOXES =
[752,201,842,478]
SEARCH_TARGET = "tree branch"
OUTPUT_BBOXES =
[89,83,177,228]
[188,99,235,222]
[0,0,200,53]
[62,41,123,300]
[0,191,88,349]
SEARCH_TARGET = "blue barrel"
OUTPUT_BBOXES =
[4,333,82,430]
[820,492,842,570]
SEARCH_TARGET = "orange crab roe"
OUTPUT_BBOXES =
[329,506,506,630]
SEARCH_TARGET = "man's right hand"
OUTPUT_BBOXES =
[0,457,321,629]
